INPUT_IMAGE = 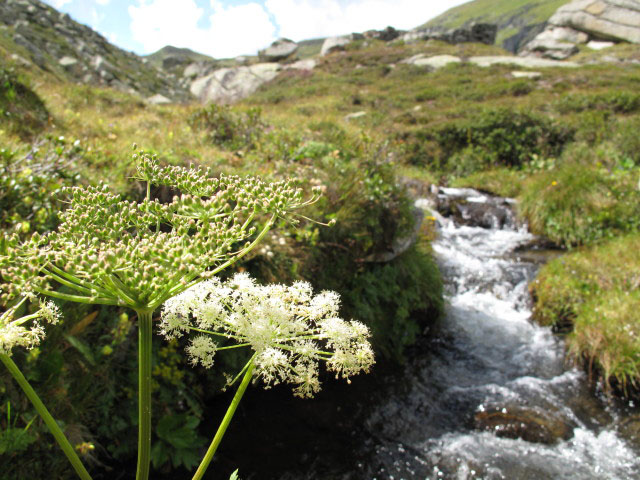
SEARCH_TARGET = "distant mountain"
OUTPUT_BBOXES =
[421,0,570,52]
[0,0,190,101]
[144,46,215,70]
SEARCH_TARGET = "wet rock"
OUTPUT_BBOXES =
[474,405,575,444]
[435,188,518,230]
[618,414,640,450]
[259,38,298,62]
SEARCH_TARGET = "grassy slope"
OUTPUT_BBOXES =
[423,0,568,29]
[422,0,569,47]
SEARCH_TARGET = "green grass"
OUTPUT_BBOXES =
[531,235,640,391]
[423,0,568,30]
[451,168,526,198]
[518,145,640,247]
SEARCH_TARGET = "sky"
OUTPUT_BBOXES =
[42,0,470,59]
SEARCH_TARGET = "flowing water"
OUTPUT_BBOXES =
[228,188,640,480]
[351,188,640,480]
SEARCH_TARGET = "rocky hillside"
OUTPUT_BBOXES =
[422,0,570,52]
[0,0,190,102]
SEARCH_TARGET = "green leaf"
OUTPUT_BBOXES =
[64,334,96,366]
[229,469,240,480]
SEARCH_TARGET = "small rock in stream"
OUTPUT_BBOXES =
[474,405,575,444]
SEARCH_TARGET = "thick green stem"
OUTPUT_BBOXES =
[192,361,255,480]
[136,310,154,480]
[0,353,93,480]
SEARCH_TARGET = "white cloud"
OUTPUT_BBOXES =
[128,0,277,58]
[264,0,468,41]
[95,0,111,5]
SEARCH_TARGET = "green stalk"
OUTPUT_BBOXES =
[136,310,153,480]
[0,353,93,480]
[192,361,256,480]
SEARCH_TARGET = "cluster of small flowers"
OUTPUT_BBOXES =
[0,152,323,311]
[160,273,375,398]
[0,298,61,356]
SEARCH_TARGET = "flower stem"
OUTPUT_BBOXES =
[192,360,255,480]
[0,353,93,480]
[136,310,153,480]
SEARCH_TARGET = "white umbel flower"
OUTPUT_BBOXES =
[161,274,374,398]
[0,298,62,356]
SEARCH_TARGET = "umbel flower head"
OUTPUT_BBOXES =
[0,296,61,356]
[161,273,375,398]
[0,150,322,312]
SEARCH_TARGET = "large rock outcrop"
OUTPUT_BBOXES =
[550,0,640,43]
[190,63,281,104]
[522,0,640,59]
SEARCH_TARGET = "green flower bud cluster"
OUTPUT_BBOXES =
[0,150,322,313]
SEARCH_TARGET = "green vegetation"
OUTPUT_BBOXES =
[424,0,567,29]
[531,235,640,392]
[0,66,49,140]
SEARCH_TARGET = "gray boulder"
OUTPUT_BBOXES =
[284,59,317,71]
[402,54,462,69]
[364,26,401,41]
[147,94,171,105]
[549,0,640,44]
[321,35,354,56]
[190,63,281,104]
[522,0,640,59]
[521,38,580,59]
[259,38,298,62]
[469,55,579,68]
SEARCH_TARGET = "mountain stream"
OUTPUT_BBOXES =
[222,187,640,480]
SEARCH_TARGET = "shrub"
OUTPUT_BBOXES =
[434,108,573,169]
[401,108,573,173]
[555,91,640,114]
[188,104,264,151]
